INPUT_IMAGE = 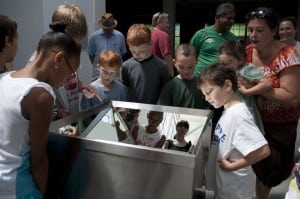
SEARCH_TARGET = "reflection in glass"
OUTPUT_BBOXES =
[73,101,209,153]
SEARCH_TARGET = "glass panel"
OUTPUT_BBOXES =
[71,101,210,153]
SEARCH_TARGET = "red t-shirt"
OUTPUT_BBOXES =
[151,28,172,59]
[246,44,300,123]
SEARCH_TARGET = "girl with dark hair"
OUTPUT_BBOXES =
[164,120,192,152]
[0,23,81,198]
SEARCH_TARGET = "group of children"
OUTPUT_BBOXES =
[1,3,294,199]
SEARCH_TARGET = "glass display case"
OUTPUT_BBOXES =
[46,101,212,199]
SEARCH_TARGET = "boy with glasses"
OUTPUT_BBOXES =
[81,50,127,110]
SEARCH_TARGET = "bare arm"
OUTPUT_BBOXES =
[21,87,54,196]
[262,66,300,106]
[163,54,174,77]
[238,78,272,96]
[155,135,166,148]
[219,144,270,172]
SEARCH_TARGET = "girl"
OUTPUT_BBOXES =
[0,23,81,198]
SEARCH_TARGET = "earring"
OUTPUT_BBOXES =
[55,65,58,69]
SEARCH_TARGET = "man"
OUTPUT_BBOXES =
[88,13,127,79]
[190,2,237,77]
[190,2,237,147]
[151,12,174,77]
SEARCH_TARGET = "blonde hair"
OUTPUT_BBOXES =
[98,50,121,70]
[126,24,151,46]
[52,4,87,40]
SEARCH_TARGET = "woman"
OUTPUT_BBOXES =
[279,16,300,53]
[0,23,81,198]
[242,7,300,199]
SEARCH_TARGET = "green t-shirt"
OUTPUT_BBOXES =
[157,76,209,109]
[190,25,237,76]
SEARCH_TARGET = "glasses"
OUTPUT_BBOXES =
[63,56,76,76]
[246,9,269,21]
[63,56,79,93]
[99,66,118,78]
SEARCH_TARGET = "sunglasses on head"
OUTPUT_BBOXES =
[246,9,270,20]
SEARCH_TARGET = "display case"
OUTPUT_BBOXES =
[46,101,212,199]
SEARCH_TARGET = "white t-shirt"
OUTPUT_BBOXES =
[0,73,55,198]
[213,103,267,199]
[136,126,162,147]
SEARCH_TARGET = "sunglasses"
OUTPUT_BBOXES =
[246,9,270,21]
[154,12,163,24]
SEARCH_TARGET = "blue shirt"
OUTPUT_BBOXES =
[87,29,127,78]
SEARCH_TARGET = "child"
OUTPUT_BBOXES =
[164,120,192,152]
[197,62,270,199]
[219,40,271,134]
[121,23,170,104]
[0,14,18,74]
[78,50,127,134]
[0,23,81,198]
[158,43,209,109]
[219,40,273,96]
[80,50,127,110]
[132,111,166,148]
[28,4,93,118]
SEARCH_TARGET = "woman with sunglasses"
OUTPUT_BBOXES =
[0,23,81,198]
[242,7,300,199]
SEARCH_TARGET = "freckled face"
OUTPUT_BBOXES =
[129,44,151,62]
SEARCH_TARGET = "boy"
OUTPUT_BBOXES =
[132,111,166,148]
[81,50,127,110]
[78,50,127,134]
[197,62,270,199]
[158,43,209,109]
[121,24,170,104]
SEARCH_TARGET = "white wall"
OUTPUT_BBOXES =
[0,0,44,69]
[0,0,105,83]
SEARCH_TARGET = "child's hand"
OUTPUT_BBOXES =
[238,83,248,95]
[218,158,235,171]
[81,85,103,101]
[238,76,255,89]
[62,126,77,136]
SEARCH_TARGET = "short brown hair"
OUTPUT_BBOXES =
[98,50,121,70]
[126,24,151,46]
